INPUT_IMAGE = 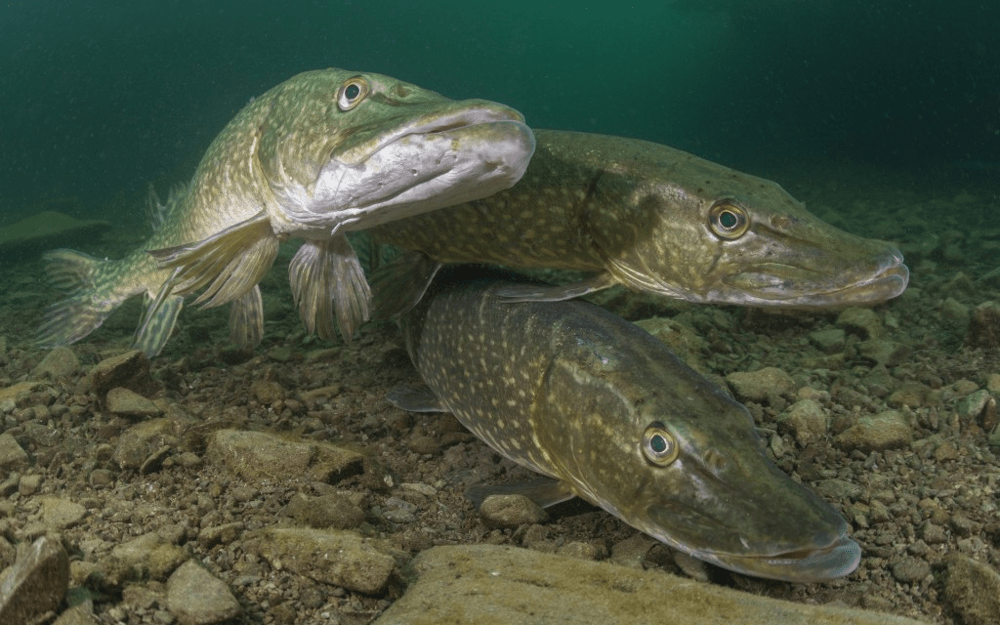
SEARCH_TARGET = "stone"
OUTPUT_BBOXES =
[891,556,931,583]
[808,328,846,353]
[32,347,80,379]
[113,418,178,470]
[0,536,70,625]
[780,399,828,447]
[634,317,708,371]
[197,522,245,549]
[834,410,912,452]
[957,389,992,420]
[39,496,87,530]
[283,493,366,530]
[167,560,241,625]
[110,532,187,581]
[51,599,101,625]
[725,367,796,403]
[105,387,162,417]
[967,301,1000,349]
[858,339,911,366]
[942,553,1000,625]
[373,544,931,625]
[208,429,363,484]
[19,473,42,496]
[250,379,285,405]
[0,433,29,471]
[478,494,547,529]
[836,307,884,339]
[90,350,156,398]
[249,527,395,594]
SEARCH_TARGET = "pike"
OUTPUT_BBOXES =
[35,68,535,356]
[388,266,861,582]
[370,129,908,315]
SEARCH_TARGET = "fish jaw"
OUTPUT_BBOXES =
[704,535,861,583]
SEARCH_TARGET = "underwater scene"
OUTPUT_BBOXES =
[0,1,998,623]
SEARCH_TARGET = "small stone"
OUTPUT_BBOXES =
[90,350,157,397]
[834,410,912,452]
[0,433,29,471]
[780,399,828,447]
[166,560,241,625]
[808,328,846,353]
[958,389,992,420]
[967,301,1000,348]
[284,493,366,530]
[857,339,911,366]
[407,435,440,455]
[0,536,70,625]
[610,534,656,570]
[208,429,362,483]
[106,387,162,417]
[32,347,80,379]
[19,473,42,496]
[836,307,884,338]
[814,478,864,502]
[51,599,101,625]
[725,367,796,403]
[250,379,285,405]
[479,494,547,529]
[920,522,948,544]
[197,523,244,549]
[887,382,933,409]
[111,532,188,581]
[250,528,395,594]
[39,496,87,530]
[943,553,1000,625]
[892,556,931,583]
[114,418,178,470]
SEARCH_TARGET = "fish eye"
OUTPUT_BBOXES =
[641,422,679,466]
[708,202,750,240]
[337,77,370,111]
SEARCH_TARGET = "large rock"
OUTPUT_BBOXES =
[374,544,931,625]
[0,535,70,625]
[942,553,1000,625]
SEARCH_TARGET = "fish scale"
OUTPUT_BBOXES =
[390,266,861,583]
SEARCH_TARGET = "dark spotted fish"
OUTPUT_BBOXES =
[36,68,535,356]
[371,129,907,316]
[388,266,861,582]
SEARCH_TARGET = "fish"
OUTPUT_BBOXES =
[387,266,861,583]
[35,68,536,356]
[369,129,908,317]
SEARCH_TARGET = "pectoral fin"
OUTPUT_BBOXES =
[386,384,447,413]
[494,272,618,303]
[466,476,576,510]
[148,211,279,309]
[369,250,442,321]
[288,235,371,343]
[229,285,263,350]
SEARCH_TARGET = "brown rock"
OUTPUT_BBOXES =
[91,350,157,398]
[0,536,70,625]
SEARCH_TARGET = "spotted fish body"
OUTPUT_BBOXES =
[371,129,908,313]
[393,267,861,582]
[36,68,535,356]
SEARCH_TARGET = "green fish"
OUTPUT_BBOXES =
[370,129,907,315]
[36,68,535,356]
[389,266,861,583]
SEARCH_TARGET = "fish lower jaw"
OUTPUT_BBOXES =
[696,535,862,583]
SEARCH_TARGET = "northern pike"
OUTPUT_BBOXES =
[388,266,861,582]
[370,129,908,315]
[36,68,535,356]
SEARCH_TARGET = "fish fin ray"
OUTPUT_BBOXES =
[466,477,576,510]
[132,285,184,357]
[148,211,278,309]
[495,273,617,303]
[289,235,371,342]
[35,250,120,347]
[370,251,442,321]
[229,285,263,349]
[386,384,447,413]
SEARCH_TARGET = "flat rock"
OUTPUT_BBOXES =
[105,387,162,417]
[837,307,884,339]
[90,350,156,398]
[942,553,1000,625]
[781,399,829,447]
[39,496,87,530]
[479,494,547,529]
[283,493,366,530]
[374,544,931,625]
[0,433,29,471]
[32,347,81,379]
[249,527,395,594]
[166,560,241,625]
[0,535,70,625]
[113,418,178,470]
[110,532,187,582]
[725,367,796,403]
[208,429,363,483]
[0,381,41,413]
[834,410,912,452]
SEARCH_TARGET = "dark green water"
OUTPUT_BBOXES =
[1,0,997,223]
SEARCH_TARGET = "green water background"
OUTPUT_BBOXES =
[1,0,997,223]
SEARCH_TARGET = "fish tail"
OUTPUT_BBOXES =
[35,249,124,348]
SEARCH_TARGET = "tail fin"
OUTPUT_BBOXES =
[35,249,119,348]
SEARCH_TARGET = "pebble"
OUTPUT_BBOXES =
[197,522,244,549]
[837,307,884,339]
[208,429,363,484]
[113,418,178,470]
[725,367,796,403]
[0,535,70,625]
[0,381,42,413]
[373,544,932,625]
[110,532,188,582]
[32,347,80,379]
[39,496,87,530]
[891,556,931,583]
[957,389,991,420]
[283,492,366,530]
[478,494,547,529]
[834,410,912,452]
[780,399,828,447]
[942,553,1000,625]
[249,527,396,594]
[90,350,157,397]
[105,387,162,417]
[19,473,42,496]
[808,328,846,353]
[166,560,241,625]
[0,432,29,471]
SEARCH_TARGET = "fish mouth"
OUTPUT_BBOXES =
[701,534,862,583]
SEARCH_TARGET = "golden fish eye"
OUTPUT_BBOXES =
[337,77,370,111]
[641,422,679,466]
[708,202,750,240]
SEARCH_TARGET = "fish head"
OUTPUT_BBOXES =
[538,340,859,582]
[255,68,536,233]
[593,148,908,307]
